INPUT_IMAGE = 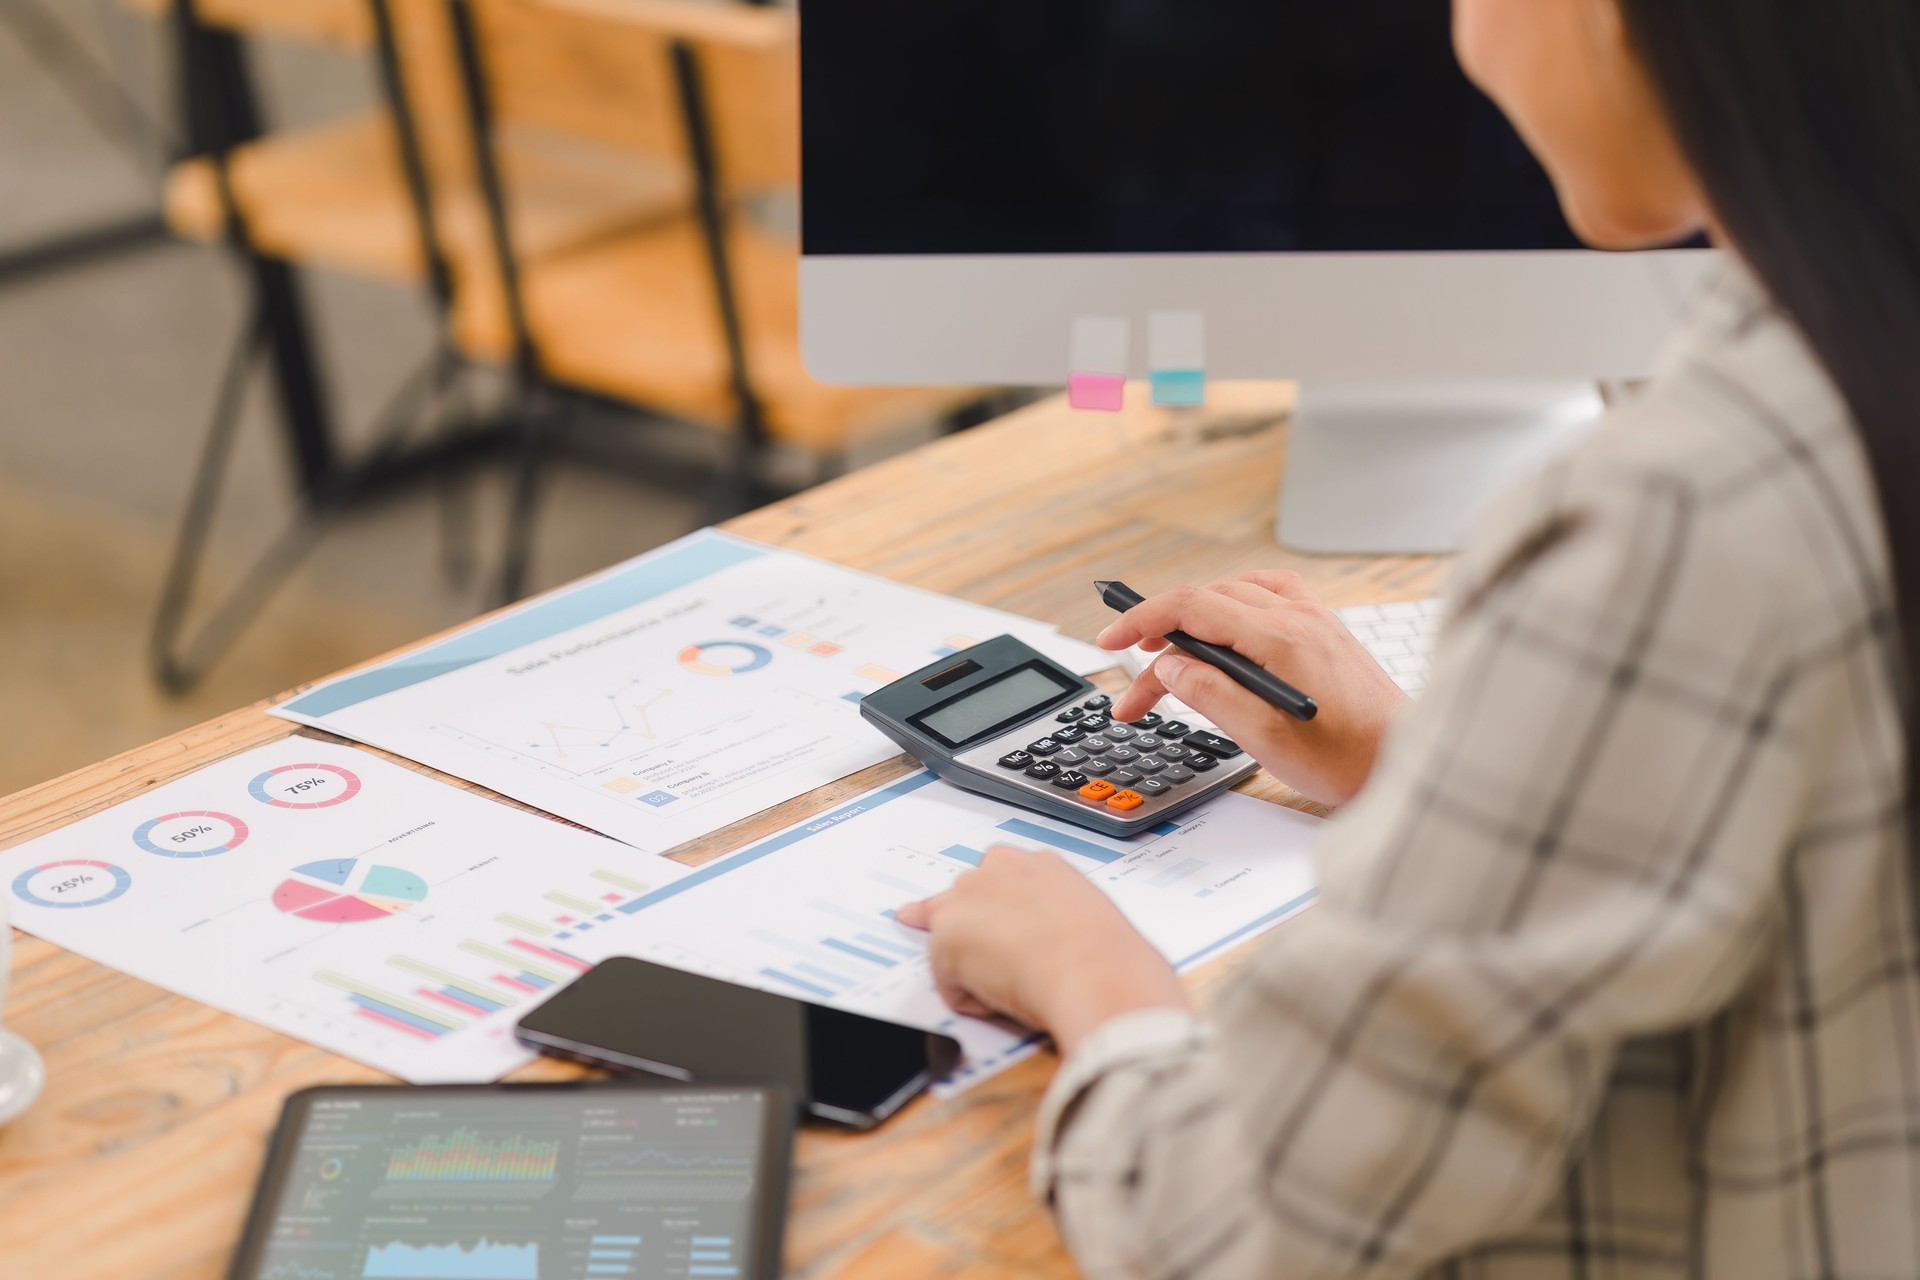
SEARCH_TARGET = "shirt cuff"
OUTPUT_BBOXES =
[1030,1007,1209,1201]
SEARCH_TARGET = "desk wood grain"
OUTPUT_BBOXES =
[0,385,1444,1278]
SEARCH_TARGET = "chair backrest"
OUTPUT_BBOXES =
[457,0,799,196]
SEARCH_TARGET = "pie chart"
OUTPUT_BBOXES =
[678,640,774,676]
[273,858,428,924]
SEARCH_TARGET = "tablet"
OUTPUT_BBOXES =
[229,1082,795,1280]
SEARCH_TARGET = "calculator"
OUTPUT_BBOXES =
[859,635,1260,837]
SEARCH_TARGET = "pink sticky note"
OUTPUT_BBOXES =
[1069,373,1126,412]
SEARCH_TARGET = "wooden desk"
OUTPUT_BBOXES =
[0,385,1444,1278]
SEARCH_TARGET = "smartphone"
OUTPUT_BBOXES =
[515,957,963,1129]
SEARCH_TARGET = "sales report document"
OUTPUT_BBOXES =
[276,530,1109,855]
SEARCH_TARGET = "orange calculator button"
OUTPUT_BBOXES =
[1106,790,1146,812]
[1078,779,1117,802]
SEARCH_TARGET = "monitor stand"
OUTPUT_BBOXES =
[1275,380,1607,555]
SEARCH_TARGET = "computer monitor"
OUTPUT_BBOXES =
[798,0,1715,552]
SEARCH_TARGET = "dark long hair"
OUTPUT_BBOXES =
[1615,0,1918,836]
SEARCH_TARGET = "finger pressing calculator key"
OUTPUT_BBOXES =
[856,636,1261,837]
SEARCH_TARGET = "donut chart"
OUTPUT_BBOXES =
[13,859,132,909]
[678,640,774,676]
[133,810,250,858]
[273,857,427,924]
[250,763,361,810]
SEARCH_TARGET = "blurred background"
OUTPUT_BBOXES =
[0,0,1008,797]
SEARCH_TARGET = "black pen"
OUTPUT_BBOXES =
[1094,580,1318,722]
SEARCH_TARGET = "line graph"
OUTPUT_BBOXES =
[579,1147,754,1173]
[535,681,673,760]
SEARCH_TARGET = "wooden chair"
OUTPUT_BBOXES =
[442,0,987,598]
[138,0,684,689]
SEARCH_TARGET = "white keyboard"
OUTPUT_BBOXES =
[1334,598,1444,694]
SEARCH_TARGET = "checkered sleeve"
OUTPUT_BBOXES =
[1035,444,1818,1278]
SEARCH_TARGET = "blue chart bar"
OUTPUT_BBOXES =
[588,1267,629,1276]
[760,967,835,998]
[691,1238,731,1247]
[590,1248,635,1258]
[1151,820,1183,837]
[856,931,920,958]
[820,938,898,968]
[688,1269,739,1278]
[939,844,984,867]
[690,1252,730,1262]
[593,1237,642,1247]
[794,962,856,989]
[1148,858,1206,889]
[996,819,1125,865]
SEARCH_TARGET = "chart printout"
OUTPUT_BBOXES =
[273,530,1110,853]
[556,772,1322,1093]
[0,740,690,1082]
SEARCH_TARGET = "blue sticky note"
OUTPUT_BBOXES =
[1151,369,1206,407]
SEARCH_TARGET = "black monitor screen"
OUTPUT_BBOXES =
[800,0,1585,256]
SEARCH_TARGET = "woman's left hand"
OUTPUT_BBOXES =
[895,846,1190,1056]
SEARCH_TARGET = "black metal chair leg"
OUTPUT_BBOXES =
[150,328,455,693]
[495,386,569,605]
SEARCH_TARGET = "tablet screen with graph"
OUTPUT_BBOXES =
[229,1082,794,1280]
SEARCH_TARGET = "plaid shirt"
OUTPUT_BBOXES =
[1033,259,1911,1279]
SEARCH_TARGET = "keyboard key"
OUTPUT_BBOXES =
[1108,769,1144,787]
[1106,789,1146,812]
[1133,734,1164,751]
[1056,707,1087,724]
[1026,761,1062,780]
[1157,720,1193,738]
[1078,779,1118,802]
[997,751,1035,770]
[1081,736,1114,754]
[1135,778,1172,797]
[1082,758,1116,776]
[1186,753,1218,772]
[1156,745,1191,763]
[1053,770,1090,790]
[1082,694,1112,711]
[1160,765,1195,785]
[1106,746,1140,763]
[1055,748,1090,766]
[1126,712,1164,730]
[1080,714,1113,732]
[1053,726,1089,744]
[1104,725,1137,741]
[1180,730,1242,758]
[1132,757,1165,774]
[1027,738,1063,756]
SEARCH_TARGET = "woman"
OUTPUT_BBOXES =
[896,0,1918,1274]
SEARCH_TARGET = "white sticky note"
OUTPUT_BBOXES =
[1149,311,1206,372]
[1070,315,1130,376]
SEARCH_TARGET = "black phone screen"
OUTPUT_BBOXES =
[516,958,963,1127]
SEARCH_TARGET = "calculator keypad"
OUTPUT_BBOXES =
[1082,694,1112,711]
[954,700,1259,829]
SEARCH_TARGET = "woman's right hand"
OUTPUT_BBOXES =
[1096,572,1411,806]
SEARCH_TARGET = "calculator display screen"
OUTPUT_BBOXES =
[913,664,1078,748]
